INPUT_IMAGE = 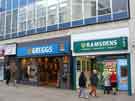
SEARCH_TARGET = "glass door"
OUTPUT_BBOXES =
[76,56,91,88]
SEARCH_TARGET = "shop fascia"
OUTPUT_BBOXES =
[74,37,128,53]
[4,44,16,55]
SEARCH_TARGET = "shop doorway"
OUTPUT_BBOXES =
[76,55,129,93]
[19,56,71,89]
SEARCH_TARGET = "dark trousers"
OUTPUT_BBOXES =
[6,76,10,85]
[104,86,110,94]
[6,70,10,85]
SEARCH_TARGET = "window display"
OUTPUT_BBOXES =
[19,56,70,89]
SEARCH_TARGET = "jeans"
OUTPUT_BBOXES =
[79,87,88,98]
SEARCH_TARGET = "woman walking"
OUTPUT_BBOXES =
[103,70,111,94]
[79,72,87,98]
[90,69,98,97]
[10,62,17,86]
[110,71,117,95]
[5,64,11,85]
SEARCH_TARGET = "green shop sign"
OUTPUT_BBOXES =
[74,37,128,53]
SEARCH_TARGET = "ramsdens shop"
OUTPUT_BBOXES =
[71,28,131,95]
[17,36,72,89]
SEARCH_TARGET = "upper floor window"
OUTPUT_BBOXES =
[72,0,83,21]
[0,0,6,12]
[0,12,5,35]
[13,0,19,10]
[98,0,111,15]
[112,0,128,13]
[84,0,96,18]
[47,0,58,25]
[59,0,71,23]
[19,0,27,7]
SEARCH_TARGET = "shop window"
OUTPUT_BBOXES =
[20,58,38,82]
[121,66,128,77]
[98,0,111,15]
[77,60,81,71]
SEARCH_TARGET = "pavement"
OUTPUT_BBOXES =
[0,81,135,101]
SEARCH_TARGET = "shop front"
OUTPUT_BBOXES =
[0,45,5,81]
[17,36,72,89]
[71,28,131,95]
[4,44,17,80]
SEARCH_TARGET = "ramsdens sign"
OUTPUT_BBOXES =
[74,37,128,53]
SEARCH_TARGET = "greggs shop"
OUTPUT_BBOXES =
[71,28,132,95]
[17,36,72,89]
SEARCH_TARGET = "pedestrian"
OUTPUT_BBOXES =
[5,63,11,85]
[102,69,111,94]
[78,72,88,99]
[110,71,117,95]
[10,62,17,86]
[89,69,98,97]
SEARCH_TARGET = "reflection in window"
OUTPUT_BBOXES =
[98,0,111,15]
[6,0,12,10]
[18,7,27,32]
[18,7,26,22]
[18,22,27,32]
[19,0,27,7]
[84,0,96,18]
[27,20,35,30]
[47,0,58,25]
[59,0,71,23]
[0,0,6,12]
[6,12,11,34]
[112,0,128,12]
[72,0,83,21]
[37,17,46,28]
[0,12,5,36]
[13,0,18,9]
[12,9,18,33]
[35,0,46,28]
[27,4,35,30]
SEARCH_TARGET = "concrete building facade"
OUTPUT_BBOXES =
[0,0,134,96]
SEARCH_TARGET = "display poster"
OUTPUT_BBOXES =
[117,59,128,91]
[103,60,117,74]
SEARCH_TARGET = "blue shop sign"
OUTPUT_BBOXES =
[17,40,70,57]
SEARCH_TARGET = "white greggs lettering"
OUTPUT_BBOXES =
[32,46,53,54]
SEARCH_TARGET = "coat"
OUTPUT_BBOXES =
[79,73,86,88]
[90,74,98,86]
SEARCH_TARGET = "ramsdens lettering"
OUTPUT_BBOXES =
[84,40,118,48]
